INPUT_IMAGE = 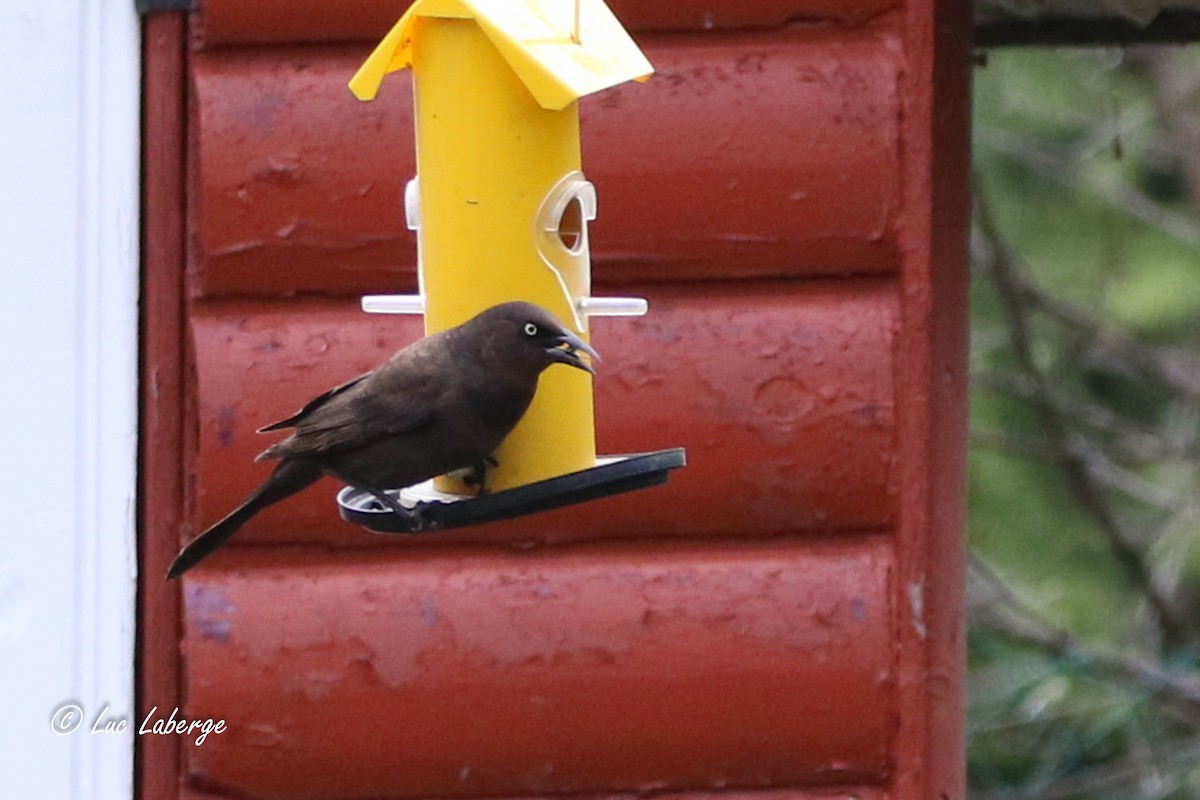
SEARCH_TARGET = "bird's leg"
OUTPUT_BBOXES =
[462,456,500,497]
[359,486,407,516]
[360,486,438,533]
[410,503,440,533]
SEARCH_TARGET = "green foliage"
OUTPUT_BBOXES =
[970,45,1200,799]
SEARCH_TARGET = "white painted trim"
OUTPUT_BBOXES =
[0,1,140,798]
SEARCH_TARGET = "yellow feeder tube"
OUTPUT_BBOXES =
[413,17,595,493]
[349,0,652,498]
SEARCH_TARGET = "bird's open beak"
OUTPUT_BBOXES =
[547,330,600,375]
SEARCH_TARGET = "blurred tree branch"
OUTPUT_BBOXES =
[974,369,1200,463]
[970,556,1200,714]
[973,181,1197,652]
[1018,275,1200,404]
[969,46,1200,800]
[977,125,1200,250]
[1137,47,1200,207]
[972,734,1200,800]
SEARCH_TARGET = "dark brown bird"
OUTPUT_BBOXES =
[167,301,598,580]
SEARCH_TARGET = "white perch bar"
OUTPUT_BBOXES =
[361,294,427,314]
[576,296,648,317]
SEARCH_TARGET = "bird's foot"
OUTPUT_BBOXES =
[410,502,440,533]
[362,487,406,516]
[363,487,440,533]
[462,456,500,497]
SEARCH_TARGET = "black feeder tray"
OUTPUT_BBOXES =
[338,448,686,534]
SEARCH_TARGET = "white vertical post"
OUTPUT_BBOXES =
[0,0,140,797]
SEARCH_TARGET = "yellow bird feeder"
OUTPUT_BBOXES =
[338,0,685,532]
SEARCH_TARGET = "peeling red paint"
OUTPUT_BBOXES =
[196,0,901,46]
[191,31,902,298]
[151,1,971,798]
[184,540,895,799]
[189,281,897,550]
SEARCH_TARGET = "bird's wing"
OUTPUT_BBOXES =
[258,372,371,433]
[258,395,436,461]
[256,346,448,461]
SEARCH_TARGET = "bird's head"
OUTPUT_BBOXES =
[469,301,600,376]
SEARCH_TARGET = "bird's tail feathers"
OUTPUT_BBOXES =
[166,459,321,580]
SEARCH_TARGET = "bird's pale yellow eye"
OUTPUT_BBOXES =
[524,322,539,336]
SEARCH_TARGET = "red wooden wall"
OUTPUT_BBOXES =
[140,2,970,799]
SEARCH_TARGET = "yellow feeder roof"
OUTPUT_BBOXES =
[348,0,653,110]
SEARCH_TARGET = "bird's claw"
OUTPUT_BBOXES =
[462,456,499,497]
[410,502,440,532]
[363,487,406,516]
[360,487,442,533]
